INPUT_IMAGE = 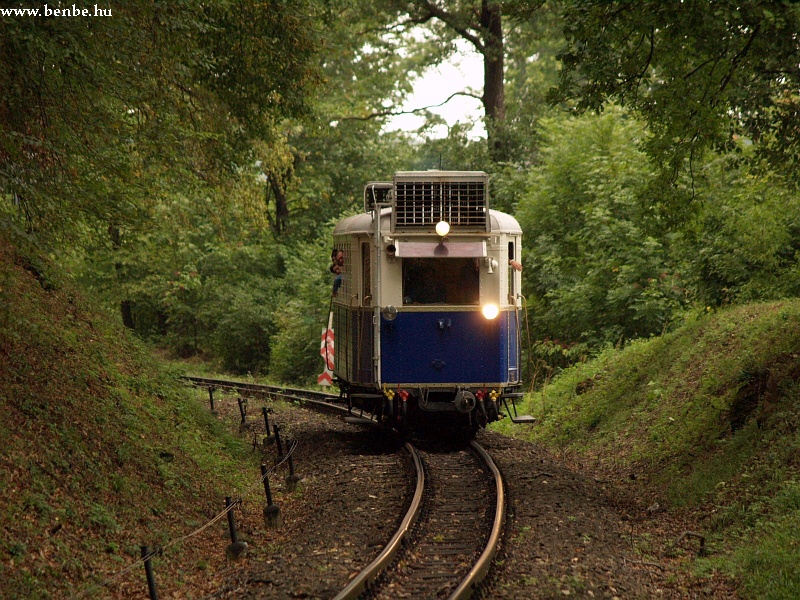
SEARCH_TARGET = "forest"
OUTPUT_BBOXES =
[3,0,800,384]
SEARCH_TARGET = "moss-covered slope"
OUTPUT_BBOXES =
[0,233,254,598]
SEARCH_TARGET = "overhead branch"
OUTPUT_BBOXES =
[330,91,482,122]
[718,23,760,95]
[414,0,485,53]
[358,12,436,36]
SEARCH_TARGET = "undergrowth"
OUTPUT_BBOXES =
[495,300,800,599]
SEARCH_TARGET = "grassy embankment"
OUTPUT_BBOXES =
[0,231,268,598]
[496,300,800,599]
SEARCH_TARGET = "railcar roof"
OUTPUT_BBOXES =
[333,208,521,236]
[332,209,385,236]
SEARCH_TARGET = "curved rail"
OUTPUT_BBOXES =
[182,375,340,404]
[449,440,506,599]
[338,440,505,600]
[332,443,425,600]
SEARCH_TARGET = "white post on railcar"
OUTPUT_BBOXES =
[371,199,388,389]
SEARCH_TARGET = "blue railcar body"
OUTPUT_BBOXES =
[380,310,518,385]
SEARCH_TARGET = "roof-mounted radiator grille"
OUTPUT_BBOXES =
[392,172,489,231]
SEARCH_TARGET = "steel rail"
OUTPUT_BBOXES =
[183,375,424,599]
[449,440,507,600]
[181,375,339,403]
[332,442,425,600]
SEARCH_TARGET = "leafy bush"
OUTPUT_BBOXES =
[268,233,335,385]
[675,154,800,307]
[517,108,687,348]
[199,244,285,373]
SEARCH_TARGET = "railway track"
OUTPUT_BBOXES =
[183,375,506,599]
[183,375,343,407]
[340,440,505,600]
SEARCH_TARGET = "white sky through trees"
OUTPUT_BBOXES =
[385,40,486,140]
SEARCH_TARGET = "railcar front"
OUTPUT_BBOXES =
[330,171,523,432]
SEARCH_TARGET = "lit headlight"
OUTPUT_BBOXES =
[482,304,499,320]
[435,220,450,237]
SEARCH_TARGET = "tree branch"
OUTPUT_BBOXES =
[358,12,436,37]
[331,91,482,122]
[414,0,485,53]
[718,23,760,95]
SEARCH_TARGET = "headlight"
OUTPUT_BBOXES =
[435,220,450,237]
[381,305,398,321]
[482,304,499,320]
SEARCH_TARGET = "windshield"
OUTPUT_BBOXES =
[402,258,479,305]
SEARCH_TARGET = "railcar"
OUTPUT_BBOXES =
[329,170,530,433]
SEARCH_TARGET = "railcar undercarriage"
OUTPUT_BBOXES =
[338,382,528,437]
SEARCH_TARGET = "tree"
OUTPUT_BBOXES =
[552,0,800,184]
[313,1,551,163]
[0,0,322,238]
[260,0,427,239]
[517,108,686,347]
[390,0,530,161]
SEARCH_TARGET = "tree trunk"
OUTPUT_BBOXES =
[108,223,135,329]
[120,300,135,329]
[411,0,508,161]
[270,179,290,235]
[266,168,291,235]
[480,0,506,162]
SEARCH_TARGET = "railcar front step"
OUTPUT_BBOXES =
[344,416,374,425]
[510,414,537,424]
[500,393,536,425]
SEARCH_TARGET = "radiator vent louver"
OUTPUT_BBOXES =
[393,176,489,231]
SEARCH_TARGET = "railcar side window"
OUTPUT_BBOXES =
[331,243,351,299]
[361,242,371,305]
[508,240,516,298]
[402,258,479,305]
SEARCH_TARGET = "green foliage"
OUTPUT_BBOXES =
[280,0,476,239]
[553,0,800,183]
[0,0,322,241]
[488,162,530,215]
[406,123,491,172]
[502,2,564,161]
[199,0,321,133]
[511,104,800,370]
[67,189,286,371]
[268,229,338,385]
[208,284,275,374]
[516,108,687,347]
[675,153,800,307]
[286,124,414,240]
